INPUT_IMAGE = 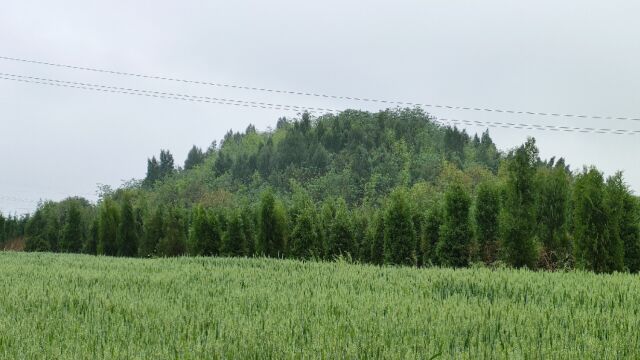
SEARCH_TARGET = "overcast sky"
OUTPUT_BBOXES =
[1,1,639,214]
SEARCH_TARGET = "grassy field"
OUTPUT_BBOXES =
[0,253,639,359]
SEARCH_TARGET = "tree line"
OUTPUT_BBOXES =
[2,109,638,273]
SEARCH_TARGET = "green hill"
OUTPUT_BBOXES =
[2,108,638,273]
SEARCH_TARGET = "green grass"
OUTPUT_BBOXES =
[0,253,639,359]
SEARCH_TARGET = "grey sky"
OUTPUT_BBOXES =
[1,0,639,214]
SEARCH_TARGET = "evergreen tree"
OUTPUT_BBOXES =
[288,188,318,259]
[369,210,385,265]
[437,183,472,267]
[621,196,640,272]
[603,172,629,272]
[422,206,443,266]
[383,188,416,265]
[24,209,51,252]
[139,207,164,257]
[184,145,206,171]
[159,149,175,179]
[84,218,98,255]
[535,165,570,268]
[157,207,186,256]
[572,168,611,273]
[0,212,5,245]
[474,181,501,264]
[257,189,287,257]
[325,198,353,258]
[351,209,370,262]
[501,138,539,268]
[188,205,221,256]
[97,199,119,256]
[117,197,138,257]
[143,156,160,187]
[59,203,83,253]
[221,209,246,256]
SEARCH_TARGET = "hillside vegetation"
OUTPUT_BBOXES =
[1,252,639,359]
[1,108,638,273]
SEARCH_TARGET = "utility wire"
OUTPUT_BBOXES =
[0,72,331,114]
[1,72,639,136]
[1,55,639,123]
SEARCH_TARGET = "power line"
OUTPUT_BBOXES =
[2,55,639,123]
[1,72,639,136]
[0,72,332,114]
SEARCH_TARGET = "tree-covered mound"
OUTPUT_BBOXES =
[2,108,638,273]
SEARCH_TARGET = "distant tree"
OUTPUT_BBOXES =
[143,156,161,188]
[535,165,571,268]
[59,203,83,253]
[326,198,354,258]
[474,181,501,264]
[157,207,186,257]
[24,209,51,252]
[351,209,370,262]
[383,188,416,266]
[139,207,164,257]
[573,168,611,273]
[221,209,246,256]
[288,187,318,258]
[621,196,640,273]
[117,197,138,257]
[501,138,539,268]
[84,218,98,255]
[184,145,206,171]
[188,205,221,256]
[422,206,443,266]
[437,183,472,267]
[369,210,385,265]
[159,149,175,179]
[603,172,630,272]
[257,189,287,257]
[0,212,5,245]
[97,199,119,256]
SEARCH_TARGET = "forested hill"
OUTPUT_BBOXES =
[2,108,639,274]
[143,108,502,206]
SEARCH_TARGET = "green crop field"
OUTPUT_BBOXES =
[1,252,639,359]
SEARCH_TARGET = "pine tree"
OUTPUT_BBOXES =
[60,203,83,253]
[97,199,119,256]
[117,198,138,257]
[383,188,416,266]
[475,181,501,264]
[501,138,539,268]
[257,189,286,257]
[184,145,206,171]
[437,183,472,267]
[139,207,164,257]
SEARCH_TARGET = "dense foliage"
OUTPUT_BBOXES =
[2,252,640,358]
[2,108,639,273]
